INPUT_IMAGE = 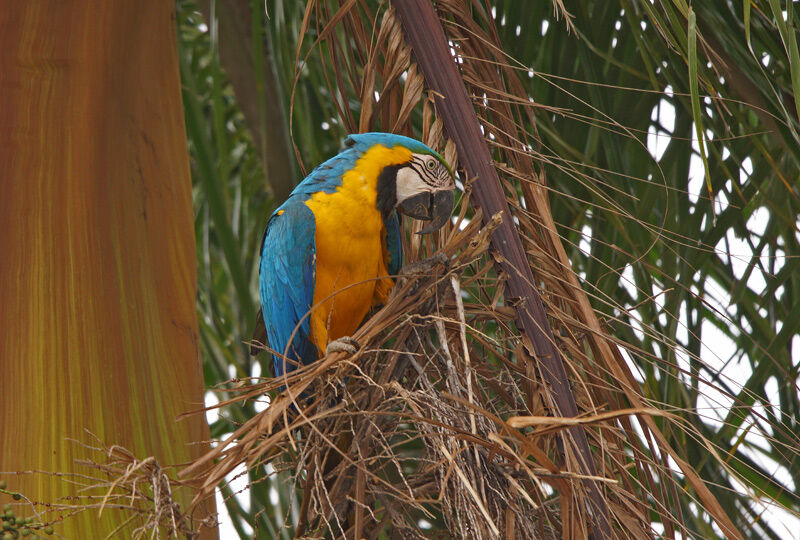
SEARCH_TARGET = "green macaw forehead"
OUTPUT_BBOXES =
[418,148,455,179]
[345,132,455,178]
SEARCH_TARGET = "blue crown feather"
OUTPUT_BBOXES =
[286,133,446,200]
[344,132,440,156]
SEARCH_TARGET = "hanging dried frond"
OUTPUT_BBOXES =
[0,436,216,539]
[78,443,213,539]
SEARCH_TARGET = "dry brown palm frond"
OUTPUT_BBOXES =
[80,444,210,539]
[183,211,642,539]
[178,1,747,538]
[0,435,217,539]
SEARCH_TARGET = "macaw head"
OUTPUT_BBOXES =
[346,133,456,234]
[392,150,455,234]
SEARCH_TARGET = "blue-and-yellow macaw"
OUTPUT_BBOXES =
[256,133,455,379]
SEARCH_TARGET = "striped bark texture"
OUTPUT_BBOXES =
[0,2,215,537]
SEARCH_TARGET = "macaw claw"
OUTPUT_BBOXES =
[398,252,450,277]
[326,336,361,356]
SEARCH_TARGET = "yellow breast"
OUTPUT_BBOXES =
[303,143,411,353]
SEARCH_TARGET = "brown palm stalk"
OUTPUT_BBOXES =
[392,0,610,536]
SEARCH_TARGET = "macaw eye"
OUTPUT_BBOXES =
[426,159,436,170]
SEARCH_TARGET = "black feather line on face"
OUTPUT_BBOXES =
[377,164,401,219]
[410,156,438,187]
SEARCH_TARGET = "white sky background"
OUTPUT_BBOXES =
[641,98,799,536]
[203,11,798,539]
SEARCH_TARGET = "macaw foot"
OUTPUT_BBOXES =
[325,336,360,356]
[398,252,449,277]
[397,253,451,293]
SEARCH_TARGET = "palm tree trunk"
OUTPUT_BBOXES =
[0,2,215,537]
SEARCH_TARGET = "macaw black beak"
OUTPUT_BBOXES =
[398,189,455,235]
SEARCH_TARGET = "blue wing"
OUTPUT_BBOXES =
[385,211,403,276]
[259,200,319,378]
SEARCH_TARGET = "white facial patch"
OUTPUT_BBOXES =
[395,153,453,204]
[395,166,433,202]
